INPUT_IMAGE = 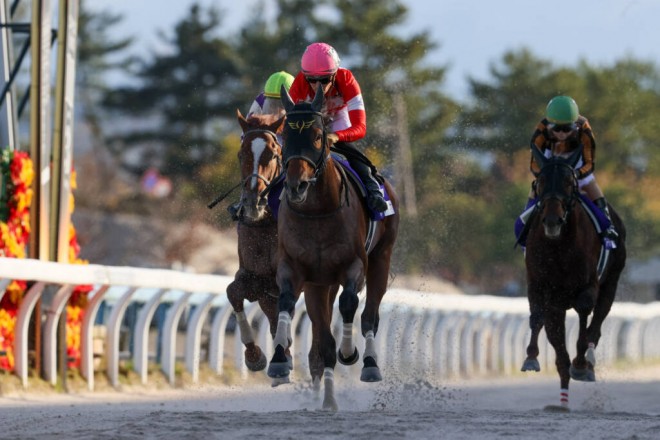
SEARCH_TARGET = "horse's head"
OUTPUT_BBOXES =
[236,110,285,221]
[280,84,329,205]
[532,146,581,239]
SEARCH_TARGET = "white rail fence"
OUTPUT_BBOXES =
[1,257,660,391]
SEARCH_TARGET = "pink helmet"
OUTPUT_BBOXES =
[301,42,340,76]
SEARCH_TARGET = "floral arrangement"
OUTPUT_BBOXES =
[65,167,93,369]
[0,151,90,371]
[0,150,33,371]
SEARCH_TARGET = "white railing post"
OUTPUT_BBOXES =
[106,287,138,388]
[133,288,166,385]
[80,285,110,391]
[161,292,192,386]
[43,284,74,385]
[185,294,216,383]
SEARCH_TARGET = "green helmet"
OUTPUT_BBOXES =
[545,95,579,124]
[264,71,294,98]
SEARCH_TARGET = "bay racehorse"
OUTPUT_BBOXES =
[521,146,626,411]
[225,111,286,372]
[267,85,399,411]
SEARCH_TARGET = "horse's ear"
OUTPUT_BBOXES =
[237,109,249,132]
[281,84,294,113]
[273,114,286,134]
[531,146,547,169]
[311,83,324,112]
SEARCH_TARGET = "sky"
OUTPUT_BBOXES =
[92,0,660,100]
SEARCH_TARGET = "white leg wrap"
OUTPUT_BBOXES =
[273,311,291,349]
[586,342,596,366]
[235,311,254,345]
[340,323,354,357]
[363,330,377,362]
[560,388,569,407]
[323,367,335,401]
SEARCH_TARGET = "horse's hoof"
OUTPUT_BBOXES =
[271,376,290,387]
[287,354,293,370]
[521,358,541,372]
[245,348,267,372]
[544,404,570,413]
[267,361,291,379]
[569,364,596,382]
[360,367,382,382]
[337,347,359,366]
[322,397,339,412]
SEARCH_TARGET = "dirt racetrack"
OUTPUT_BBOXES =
[1,364,659,439]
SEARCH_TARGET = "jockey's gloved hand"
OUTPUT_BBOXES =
[327,133,339,144]
[604,225,619,240]
[227,202,242,221]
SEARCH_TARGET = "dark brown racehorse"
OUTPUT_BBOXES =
[267,85,399,411]
[226,111,285,372]
[521,147,626,411]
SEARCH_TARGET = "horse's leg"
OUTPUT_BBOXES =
[359,247,392,382]
[544,308,571,409]
[586,266,623,361]
[521,305,543,372]
[337,260,364,366]
[227,274,266,372]
[305,285,338,411]
[309,286,339,389]
[267,260,300,381]
[570,286,597,382]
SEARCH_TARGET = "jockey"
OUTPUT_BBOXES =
[228,71,294,221]
[247,70,294,118]
[524,95,618,240]
[287,42,388,213]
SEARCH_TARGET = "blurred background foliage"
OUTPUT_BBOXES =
[73,0,660,294]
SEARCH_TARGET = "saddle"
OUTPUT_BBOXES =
[514,194,616,279]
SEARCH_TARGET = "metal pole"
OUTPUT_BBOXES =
[51,0,78,263]
[29,0,53,261]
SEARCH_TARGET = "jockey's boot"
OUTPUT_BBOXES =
[594,197,618,239]
[227,201,242,221]
[351,160,387,213]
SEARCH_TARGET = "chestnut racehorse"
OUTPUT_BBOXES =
[521,147,626,411]
[225,111,286,372]
[267,85,400,411]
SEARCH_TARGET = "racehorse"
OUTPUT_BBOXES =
[225,111,285,372]
[267,85,400,411]
[521,146,626,411]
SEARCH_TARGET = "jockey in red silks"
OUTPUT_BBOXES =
[287,42,387,213]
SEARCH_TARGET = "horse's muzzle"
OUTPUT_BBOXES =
[285,180,310,204]
[542,214,564,239]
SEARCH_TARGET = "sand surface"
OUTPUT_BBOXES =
[1,365,659,439]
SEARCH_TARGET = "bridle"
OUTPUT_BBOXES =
[282,109,329,180]
[240,128,283,191]
[535,161,580,223]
